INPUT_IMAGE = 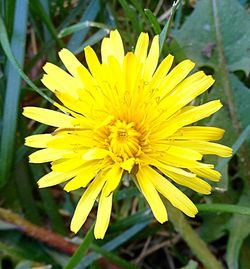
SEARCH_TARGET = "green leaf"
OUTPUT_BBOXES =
[173,0,250,75]
[0,0,28,187]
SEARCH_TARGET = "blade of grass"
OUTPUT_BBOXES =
[118,0,141,35]
[90,244,140,269]
[67,0,100,52]
[29,0,64,47]
[63,225,95,269]
[14,159,42,224]
[104,3,116,28]
[2,0,15,36]
[159,0,181,53]
[130,0,147,27]
[196,204,250,216]
[58,0,87,30]
[30,164,67,235]
[75,29,109,55]
[0,70,4,119]
[110,209,151,232]
[78,221,149,268]
[144,9,161,34]
[59,21,111,38]
[0,16,55,105]
[174,0,183,30]
[39,0,50,41]
[0,0,29,187]
[0,17,55,105]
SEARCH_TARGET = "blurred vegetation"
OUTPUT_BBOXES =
[0,0,250,268]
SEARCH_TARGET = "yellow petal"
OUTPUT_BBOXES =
[160,74,214,116]
[163,169,211,194]
[172,126,225,141]
[37,170,76,188]
[47,134,94,150]
[149,54,174,89]
[23,107,74,128]
[165,145,203,161]
[123,52,141,96]
[159,59,195,97]
[94,192,113,239]
[110,30,124,65]
[134,32,149,62]
[25,134,53,148]
[82,148,109,161]
[29,148,71,163]
[102,164,123,196]
[155,100,223,138]
[58,48,84,79]
[42,63,81,98]
[101,30,124,66]
[120,158,135,172]
[84,46,101,79]
[136,166,168,223]
[142,166,198,217]
[70,173,106,233]
[170,141,232,157]
[144,35,159,80]
[64,161,100,192]
[155,162,195,178]
[52,157,85,172]
[190,168,221,182]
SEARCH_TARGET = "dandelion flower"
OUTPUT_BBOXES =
[23,30,232,239]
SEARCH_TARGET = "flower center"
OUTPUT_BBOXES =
[108,120,141,159]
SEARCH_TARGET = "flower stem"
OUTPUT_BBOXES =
[165,201,223,269]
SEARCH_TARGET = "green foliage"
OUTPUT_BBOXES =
[0,0,250,268]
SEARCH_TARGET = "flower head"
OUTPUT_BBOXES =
[23,30,232,239]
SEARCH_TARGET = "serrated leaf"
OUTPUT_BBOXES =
[173,0,250,156]
[173,0,250,75]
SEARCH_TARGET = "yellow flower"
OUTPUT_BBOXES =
[23,30,232,239]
